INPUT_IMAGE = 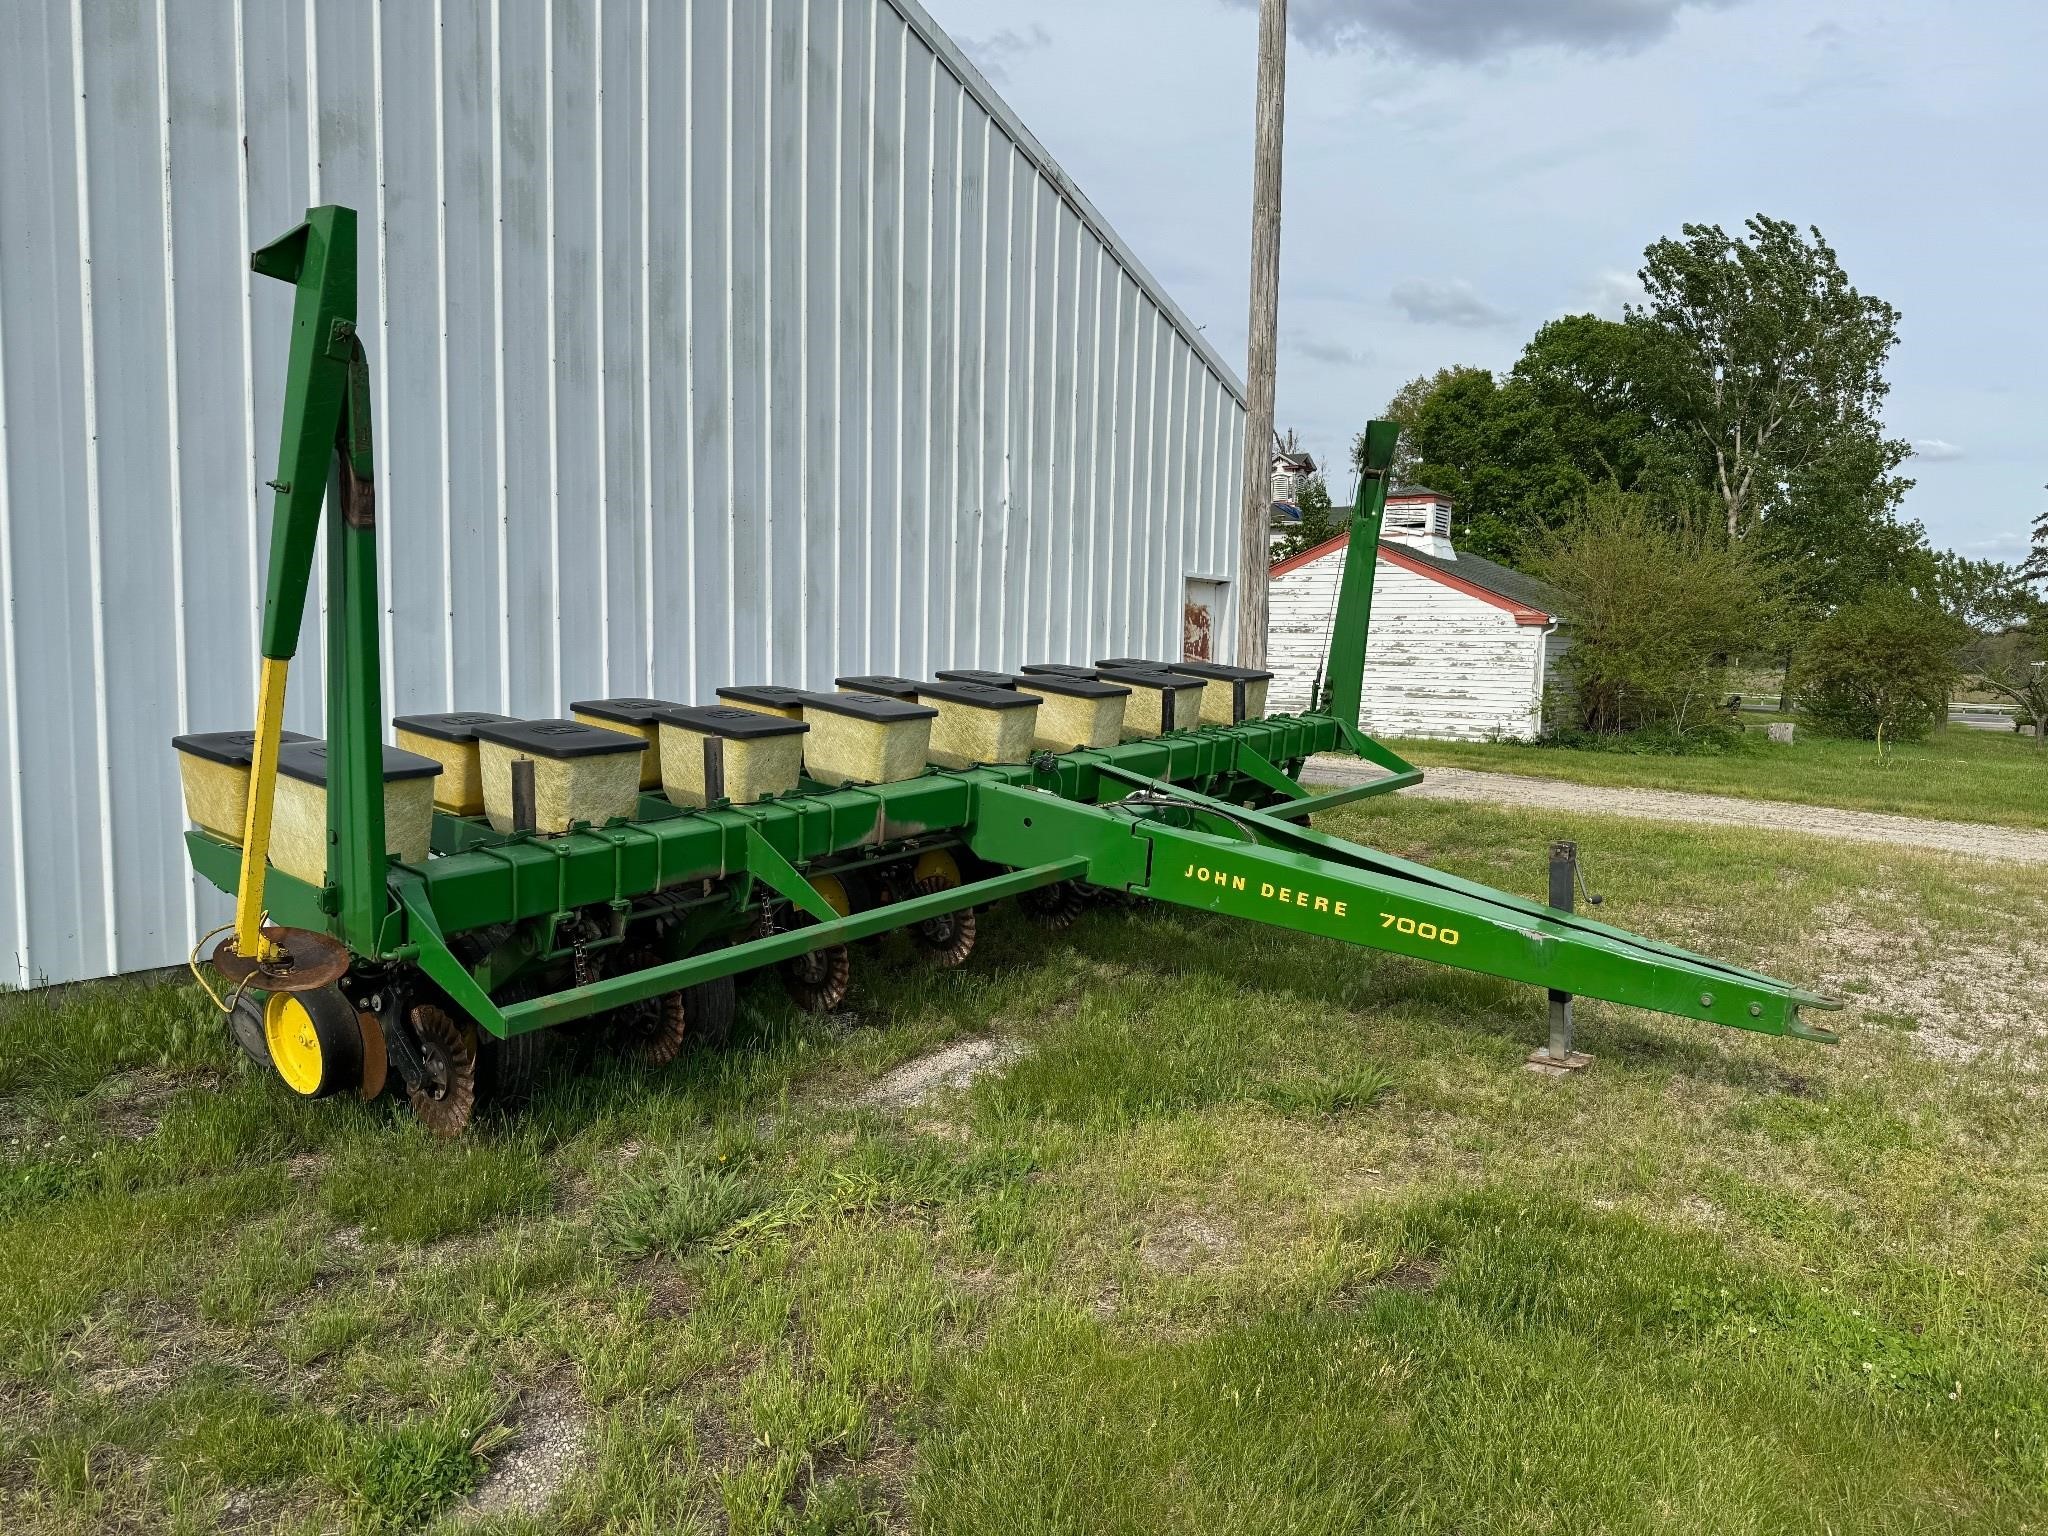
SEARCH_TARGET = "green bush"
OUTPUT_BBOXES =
[1793,589,1965,745]
[1534,486,1773,737]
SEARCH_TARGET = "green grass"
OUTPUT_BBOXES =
[3,799,2046,1532]
[1387,721,2048,829]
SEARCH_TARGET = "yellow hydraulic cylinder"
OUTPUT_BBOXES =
[233,657,291,961]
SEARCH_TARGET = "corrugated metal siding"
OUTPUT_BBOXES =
[0,0,1248,988]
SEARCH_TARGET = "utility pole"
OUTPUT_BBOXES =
[1236,0,1287,667]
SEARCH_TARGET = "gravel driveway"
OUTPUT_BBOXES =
[1303,758,2048,866]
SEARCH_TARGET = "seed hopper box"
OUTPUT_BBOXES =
[392,712,517,816]
[834,675,925,702]
[273,740,440,884]
[916,680,1041,769]
[800,692,939,786]
[571,698,684,789]
[173,729,315,842]
[473,719,646,834]
[715,685,812,721]
[1015,674,1129,751]
[1098,669,1203,739]
[657,704,808,807]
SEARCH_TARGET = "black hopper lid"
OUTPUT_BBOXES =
[391,711,517,743]
[277,740,443,785]
[173,729,314,766]
[656,704,809,740]
[571,697,684,726]
[915,681,1039,711]
[472,719,649,759]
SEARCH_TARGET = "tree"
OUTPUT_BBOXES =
[1974,627,2048,750]
[1364,362,1603,561]
[1271,471,1345,561]
[1932,552,2034,634]
[2025,485,2048,588]
[1532,485,1774,736]
[1381,365,1487,485]
[1791,589,1966,748]
[1509,315,1695,504]
[1631,216,1912,544]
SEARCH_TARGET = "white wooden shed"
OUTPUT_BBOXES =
[1267,489,1569,741]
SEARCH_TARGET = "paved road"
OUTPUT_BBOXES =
[1303,758,2048,866]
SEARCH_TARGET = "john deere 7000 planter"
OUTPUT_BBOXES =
[183,206,1837,1135]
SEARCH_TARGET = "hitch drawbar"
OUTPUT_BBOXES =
[967,778,1840,1044]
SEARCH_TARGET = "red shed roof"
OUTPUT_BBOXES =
[1269,533,1559,627]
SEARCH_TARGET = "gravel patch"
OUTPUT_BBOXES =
[856,1036,1028,1110]
[1810,895,2044,1067]
[1304,758,2048,865]
[465,1380,590,1522]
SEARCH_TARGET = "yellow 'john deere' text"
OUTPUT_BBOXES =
[1182,863,1349,918]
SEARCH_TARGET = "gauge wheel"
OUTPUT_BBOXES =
[260,985,364,1100]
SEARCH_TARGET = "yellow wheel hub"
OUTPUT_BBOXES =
[811,874,852,918]
[913,849,961,889]
[264,993,325,1095]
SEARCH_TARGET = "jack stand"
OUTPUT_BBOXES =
[1527,839,1594,1074]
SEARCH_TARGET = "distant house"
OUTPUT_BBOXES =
[1267,487,1571,741]
[1268,447,1318,547]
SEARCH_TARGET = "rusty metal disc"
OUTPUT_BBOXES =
[356,1010,389,1101]
[211,926,350,993]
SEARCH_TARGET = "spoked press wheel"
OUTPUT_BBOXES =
[762,887,852,1015]
[907,875,975,968]
[783,943,851,1014]
[607,948,690,1067]
[1020,880,1088,932]
[407,1003,478,1138]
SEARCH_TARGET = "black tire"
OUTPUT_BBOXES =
[682,974,738,1050]
[258,984,365,1100]
[480,977,554,1103]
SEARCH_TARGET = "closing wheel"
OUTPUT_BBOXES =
[261,985,363,1099]
[772,875,852,1013]
[783,943,851,1013]
[407,1003,478,1137]
[1020,880,1088,932]
[907,874,975,968]
[607,947,690,1066]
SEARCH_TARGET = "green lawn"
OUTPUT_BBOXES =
[1388,722,2048,829]
[4,800,2046,1533]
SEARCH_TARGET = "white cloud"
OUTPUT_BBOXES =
[1285,329,1372,367]
[1586,268,1647,319]
[957,24,1053,83]
[1389,279,1509,328]
[1912,438,1965,462]
[1223,0,1744,62]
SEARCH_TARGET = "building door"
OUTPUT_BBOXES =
[1183,578,1226,661]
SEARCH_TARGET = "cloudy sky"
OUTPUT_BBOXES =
[925,0,2044,562]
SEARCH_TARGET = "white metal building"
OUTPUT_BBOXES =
[1268,489,1569,742]
[0,0,1249,988]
